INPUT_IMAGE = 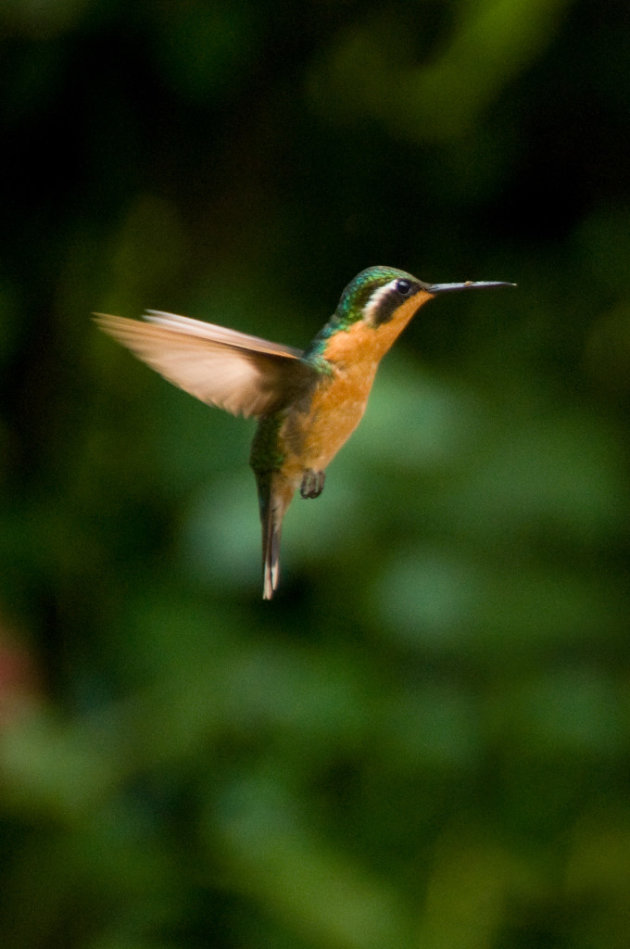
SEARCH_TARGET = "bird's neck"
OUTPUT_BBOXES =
[319,291,432,369]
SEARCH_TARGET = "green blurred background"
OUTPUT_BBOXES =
[2,0,630,946]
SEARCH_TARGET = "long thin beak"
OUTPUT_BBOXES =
[426,280,517,294]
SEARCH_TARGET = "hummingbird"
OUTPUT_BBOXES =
[96,266,514,599]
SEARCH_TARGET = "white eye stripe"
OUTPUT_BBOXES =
[363,279,400,325]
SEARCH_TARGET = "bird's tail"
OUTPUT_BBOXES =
[257,473,294,600]
[262,508,281,600]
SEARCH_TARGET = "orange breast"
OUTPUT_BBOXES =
[280,290,431,474]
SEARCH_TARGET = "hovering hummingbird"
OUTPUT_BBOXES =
[96,266,514,598]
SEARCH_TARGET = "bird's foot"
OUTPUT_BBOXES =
[300,469,325,499]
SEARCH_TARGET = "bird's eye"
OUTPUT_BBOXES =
[396,279,412,295]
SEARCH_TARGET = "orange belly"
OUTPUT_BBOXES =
[287,363,376,472]
[278,291,430,482]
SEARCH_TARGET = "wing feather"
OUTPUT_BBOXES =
[145,310,304,358]
[94,312,314,418]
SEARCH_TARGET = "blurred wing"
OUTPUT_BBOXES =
[94,312,314,418]
[145,309,304,358]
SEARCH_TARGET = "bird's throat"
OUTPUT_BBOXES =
[322,290,432,368]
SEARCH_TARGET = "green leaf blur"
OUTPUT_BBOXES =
[1,1,629,947]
